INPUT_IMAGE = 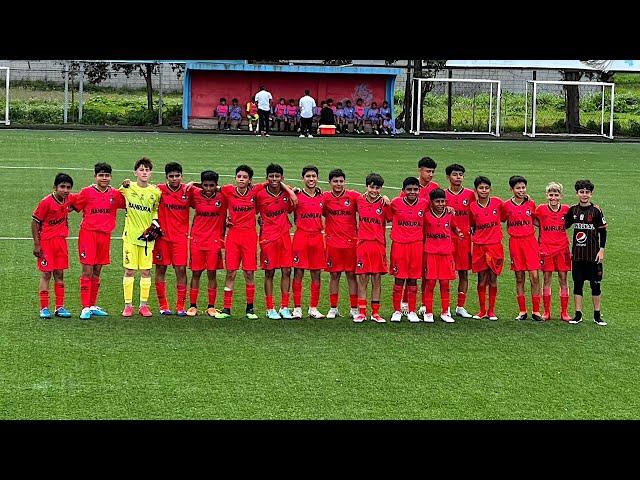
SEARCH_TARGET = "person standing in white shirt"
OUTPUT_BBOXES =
[298,89,317,138]
[254,85,273,137]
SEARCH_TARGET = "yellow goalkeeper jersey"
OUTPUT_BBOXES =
[119,182,161,246]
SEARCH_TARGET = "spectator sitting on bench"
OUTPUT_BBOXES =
[285,99,298,132]
[366,101,381,134]
[274,98,287,131]
[379,100,391,124]
[246,97,259,132]
[229,98,242,130]
[214,97,230,130]
[354,98,366,134]
[335,102,345,133]
[320,101,336,127]
[343,99,355,133]
[382,113,397,136]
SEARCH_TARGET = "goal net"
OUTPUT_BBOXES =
[0,67,8,126]
[411,78,501,136]
[524,80,615,138]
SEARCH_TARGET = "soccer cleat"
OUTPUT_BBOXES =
[594,318,607,326]
[299,134,306,138]
[79,307,92,320]
[455,306,473,318]
[400,301,409,316]
[267,309,282,319]
[326,307,341,319]
[206,307,220,317]
[279,307,293,319]
[440,312,455,323]
[407,311,421,323]
[176,310,187,317]
[291,307,303,319]
[308,308,326,319]
[54,307,72,318]
[349,307,359,319]
[487,312,498,321]
[418,305,427,316]
[159,309,173,316]
[370,313,386,323]
[138,305,153,317]
[39,307,52,319]
[423,313,435,323]
[560,312,572,322]
[245,308,258,320]
[514,312,528,321]
[89,306,108,317]
[531,313,544,322]
[265,134,270,137]
[186,306,198,317]
[569,317,583,324]
[472,311,488,320]
[121,305,133,317]
[391,311,403,322]
[214,309,231,319]
[353,313,366,323]
[374,129,379,135]
[307,134,313,138]
[542,312,551,321]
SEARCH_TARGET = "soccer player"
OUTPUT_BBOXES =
[469,176,503,321]
[291,165,326,319]
[186,170,227,317]
[422,188,462,323]
[32,173,74,319]
[389,177,428,323]
[354,173,389,323]
[501,175,542,322]
[69,163,126,320]
[255,163,296,319]
[564,179,608,326]
[119,157,162,317]
[153,162,191,317]
[534,182,571,321]
[322,169,361,319]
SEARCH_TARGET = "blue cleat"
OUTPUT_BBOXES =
[176,310,187,317]
[266,309,282,319]
[54,307,72,318]
[278,307,293,319]
[40,307,52,319]
[89,306,108,317]
[79,307,92,320]
[160,309,173,316]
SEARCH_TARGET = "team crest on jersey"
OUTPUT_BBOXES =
[215,200,222,208]
[263,257,269,266]
[444,222,449,229]
[155,251,162,260]
[418,210,424,217]
[392,264,399,274]
[463,199,469,206]
[376,207,382,215]
[493,209,498,216]
[283,197,288,203]
[561,215,565,221]
[182,193,187,200]
[576,232,587,244]
[526,209,531,216]
[319,202,323,208]
[110,196,114,204]
[293,255,299,264]
[357,260,363,269]
[250,197,255,203]
[327,258,332,268]
[80,250,86,259]
[344,199,351,207]
[40,258,48,267]
[579,214,584,220]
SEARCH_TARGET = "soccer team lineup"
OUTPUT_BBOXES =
[32,154,608,326]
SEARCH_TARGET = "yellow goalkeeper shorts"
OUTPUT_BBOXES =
[123,241,154,270]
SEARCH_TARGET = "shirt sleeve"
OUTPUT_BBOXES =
[115,189,126,209]
[32,198,48,223]
[152,187,161,219]
[68,189,85,212]
[564,206,576,229]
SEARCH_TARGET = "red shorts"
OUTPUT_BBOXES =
[292,230,325,270]
[78,228,111,265]
[509,235,540,271]
[356,240,388,274]
[260,232,293,270]
[452,235,472,271]
[540,246,571,272]
[472,243,505,275]
[390,241,423,279]
[423,252,456,280]
[190,239,224,271]
[153,237,188,266]
[225,228,257,271]
[37,237,68,272]
[325,244,357,273]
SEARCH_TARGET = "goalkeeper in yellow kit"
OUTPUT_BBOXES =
[119,157,162,317]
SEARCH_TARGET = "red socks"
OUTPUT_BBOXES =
[560,287,569,316]
[371,301,380,316]
[224,288,233,309]
[392,284,403,312]
[176,284,187,311]
[407,285,418,313]
[292,279,302,307]
[80,277,91,308]
[532,294,541,314]
[39,289,49,309]
[329,293,339,308]
[89,278,99,307]
[156,281,168,310]
[424,280,436,314]
[477,284,487,314]
[281,292,290,309]
[310,281,320,308]
[54,282,65,310]
[358,298,367,316]
[440,280,450,314]
[245,284,255,305]
[457,291,466,308]
[543,287,552,315]
[349,294,358,309]
[208,287,217,307]
[190,287,199,306]
[265,294,274,310]
[488,286,498,313]
[517,294,527,313]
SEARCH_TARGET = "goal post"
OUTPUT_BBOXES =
[0,67,9,126]
[411,78,501,136]
[524,80,615,139]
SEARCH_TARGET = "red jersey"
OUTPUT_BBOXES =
[255,186,294,241]
[389,196,428,243]
[445,187,475,235]
[501,197,536,237]
[470,197,503,245]
[32,194,71,240]
[423,209,456,254]
[294,188,324,234]
[535,203,570,251]
[70,185,125,233]
[189,188,227,242]
[322,189,360,248]
[356,194,388,245]
[400,180,440,207]
[221,182,265,232]
[157,183,192,242]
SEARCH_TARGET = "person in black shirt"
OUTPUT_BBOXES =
[564,179,608,325]
[319,101,335,126]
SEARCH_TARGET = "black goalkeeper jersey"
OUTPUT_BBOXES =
[564,203,607,262]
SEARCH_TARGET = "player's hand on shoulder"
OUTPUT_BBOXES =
[446,206,455,215]
[121,179,131,188]
[382,195,391,206]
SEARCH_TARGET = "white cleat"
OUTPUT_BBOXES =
[299,134,306,138]
[353,313,366,323]
[400,301,409,316]
[423,313,435,323]
[455,306,473,318]
[326,307,341,319]
[407,311,421,323]
[308,307,326,319]
[391,311,403,322]
[440,312,455,323]
[349,307,359,319]
[418,305,426,316]
[307,134,314,138]
[291,307,303,318]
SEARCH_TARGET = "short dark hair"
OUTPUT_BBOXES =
[429,188,446,201]
[266,163,284,176]
[327,98,333,104]
[236,164,254,179]
[329,169,346,181]
[165,162,182,176]
[201,170,219,183]
[509,175,527,188]
[445,163,465,176]
[366,173,384,187]
[385,113,391,119]
[304,89,310,95]
[418,156,437,169]
[575,179,595,192]
[232,98,238,103]
[220,97,226,103]
[403,176,420,190]
[279,97,285,102]
[94,162,112,175]
[134,157,153,171]
[474,176,492,188]
[54,173,73,187]
[346,99,352,105]
[302,165,319,177]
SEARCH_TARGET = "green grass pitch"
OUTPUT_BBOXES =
[0,129,637,419]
